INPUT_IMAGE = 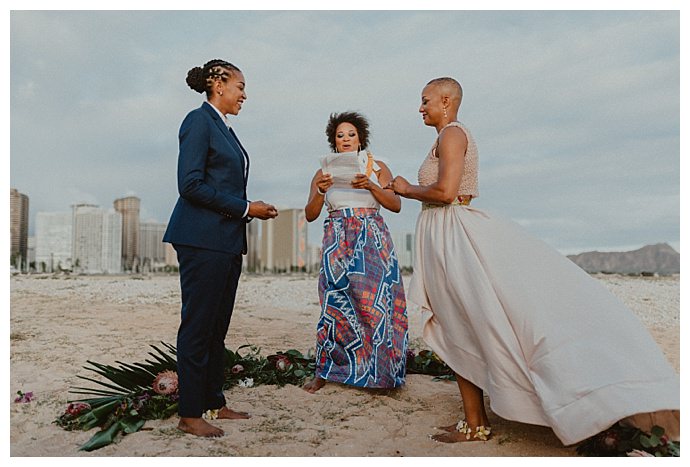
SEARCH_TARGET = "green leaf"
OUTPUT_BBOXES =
[119,416,146,434]
[75,375,134,395]
[650,425,665,438]
[639,435,652,448]
[79,421,122,451]
[648,435,660,447]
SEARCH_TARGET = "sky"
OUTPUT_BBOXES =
[8,8,681,254]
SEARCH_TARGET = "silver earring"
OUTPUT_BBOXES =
[219,91,223,96]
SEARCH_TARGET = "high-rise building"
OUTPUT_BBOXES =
[27,236,36,267]
[164,242,178,267]
[72,204,122,274]
[113,196,140,270]
[139,221,167,270]
[101,210,123,274]
[307,244,322,273]
[164,242,178,268]
[10,188,29,269]
[260,208,308,273]
[245,220,260,272]
[35,211,73,273]
[391,231,415,270]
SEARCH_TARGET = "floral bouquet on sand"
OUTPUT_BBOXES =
[576,423,679,457]
[405,349,454,380]
[55,343,315,451]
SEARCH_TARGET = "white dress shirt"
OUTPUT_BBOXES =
[207,101,250,218]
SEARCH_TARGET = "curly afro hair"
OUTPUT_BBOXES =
[325,111,370,152]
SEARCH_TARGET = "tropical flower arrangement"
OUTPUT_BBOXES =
[53,343,677,457]
[54,343,319,451]
[405,348,454,380]
[576,423,679,457]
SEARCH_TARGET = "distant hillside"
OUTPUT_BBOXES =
[567,243,679,275]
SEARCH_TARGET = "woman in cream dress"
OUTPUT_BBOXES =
[388,77,679,445]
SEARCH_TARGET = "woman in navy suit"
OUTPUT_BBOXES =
[163,59,278,437]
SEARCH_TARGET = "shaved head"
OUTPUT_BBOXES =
[426,77,463,107]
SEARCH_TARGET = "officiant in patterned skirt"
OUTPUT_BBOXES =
[302,111,408,393]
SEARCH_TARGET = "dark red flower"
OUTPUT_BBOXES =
[65,402,91,417]
[268,354,292,372]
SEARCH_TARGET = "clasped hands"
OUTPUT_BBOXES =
[386,176,411,196]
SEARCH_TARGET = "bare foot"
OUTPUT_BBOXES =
[217,406,251,420]
[431,431,488,443]
[302,377,326,393]
[177,417,224,437]
[435,416,491,433]
[435,423,459,433]
[431,422,492,443]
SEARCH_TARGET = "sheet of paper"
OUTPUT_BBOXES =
[319,151,363,189]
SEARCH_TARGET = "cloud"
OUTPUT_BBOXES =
[10,10,679,253]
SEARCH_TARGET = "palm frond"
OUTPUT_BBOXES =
[72,344,179,398]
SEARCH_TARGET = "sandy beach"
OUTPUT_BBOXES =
[9,273,679,457]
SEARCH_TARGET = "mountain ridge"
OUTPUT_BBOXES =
[567,243,679,274]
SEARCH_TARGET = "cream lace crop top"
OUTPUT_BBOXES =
[417,121,478,197]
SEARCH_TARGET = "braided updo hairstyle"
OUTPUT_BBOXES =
[325,111,370,152]
[185,59,241,95]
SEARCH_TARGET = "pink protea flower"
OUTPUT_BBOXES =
[231,364,244,374]
[152,370,178,395]
[65,401,91,417]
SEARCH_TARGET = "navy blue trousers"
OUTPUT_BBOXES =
[174,244,243,418]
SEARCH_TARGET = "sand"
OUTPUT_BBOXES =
[9,273,680,457]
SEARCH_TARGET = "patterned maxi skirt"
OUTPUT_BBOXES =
[315,208,408,388]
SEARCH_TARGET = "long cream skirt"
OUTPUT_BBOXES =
[409,204,679,446]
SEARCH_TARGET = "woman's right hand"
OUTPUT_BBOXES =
[316,172,333,195]
[305,170,332,222]
[387,175,411,197]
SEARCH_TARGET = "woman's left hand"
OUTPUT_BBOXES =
[351,173,373,190]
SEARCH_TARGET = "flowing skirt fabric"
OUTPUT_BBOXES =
[409,204,679,445]
[315,208,408,388]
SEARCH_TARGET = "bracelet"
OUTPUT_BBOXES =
[317,187,326,196]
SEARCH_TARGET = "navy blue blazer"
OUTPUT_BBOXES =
[163,102,250,255]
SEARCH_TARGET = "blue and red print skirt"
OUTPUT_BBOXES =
[315,208,408,388]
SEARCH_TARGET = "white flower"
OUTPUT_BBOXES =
[627,449,654,457]
[238,377,254,388]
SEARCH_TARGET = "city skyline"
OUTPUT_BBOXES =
[20,188,415,274]
[10,10,680,255]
